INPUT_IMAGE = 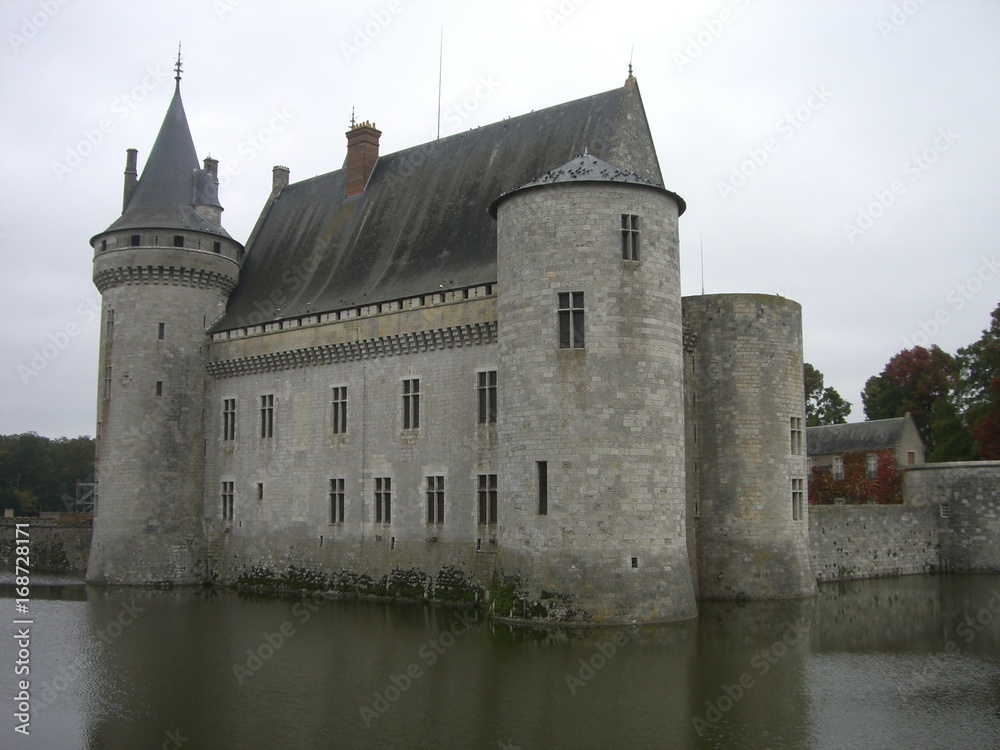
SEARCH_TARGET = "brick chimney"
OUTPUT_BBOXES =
[345,120,381,197]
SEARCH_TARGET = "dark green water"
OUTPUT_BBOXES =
[1,574,999,749]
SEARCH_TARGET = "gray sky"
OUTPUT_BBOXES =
[2,0,999,438]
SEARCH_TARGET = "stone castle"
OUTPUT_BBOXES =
[85,65,820,624]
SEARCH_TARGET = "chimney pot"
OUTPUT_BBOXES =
[123,148,139,213]
[272,165,290,197]
[345,121,381,198]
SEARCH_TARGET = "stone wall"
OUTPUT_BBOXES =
[904,461,1000,573]
[809,504,940,582]
[0,518,92,574]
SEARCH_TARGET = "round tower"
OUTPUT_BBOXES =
[490,154,696,623]
[682,293,815,599]
[86,70,242,585]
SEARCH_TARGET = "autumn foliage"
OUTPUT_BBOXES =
[809,448,902,505]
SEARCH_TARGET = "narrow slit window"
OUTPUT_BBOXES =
[537,461,548,516]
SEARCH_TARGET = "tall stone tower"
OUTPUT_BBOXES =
[86,62,242,584]
[491,153,697,623]
[683,294,815,600]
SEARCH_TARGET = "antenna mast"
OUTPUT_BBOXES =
[700,230,705,295]
[436,27,443,139]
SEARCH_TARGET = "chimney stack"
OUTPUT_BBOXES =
[202,156,219,186]
[122,148,138,212]
[345,121,381,198]
[272,165,290,197]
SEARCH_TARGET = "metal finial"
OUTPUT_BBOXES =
[628,46,634,78]
[174,43,183,82]
[350,106,356,129]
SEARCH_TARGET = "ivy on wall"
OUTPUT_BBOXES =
[809,448,902,505]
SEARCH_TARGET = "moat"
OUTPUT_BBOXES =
[2,574,999,749]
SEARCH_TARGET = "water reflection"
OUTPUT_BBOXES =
[0,575,997,749]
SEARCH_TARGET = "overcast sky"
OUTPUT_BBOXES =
[2,0,999,438]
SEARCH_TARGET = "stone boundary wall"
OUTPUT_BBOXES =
[904,461,1000,573]
[0,518,92,574]
[809,505,941,582]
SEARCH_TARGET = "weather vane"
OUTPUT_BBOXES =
[174,42,183,83]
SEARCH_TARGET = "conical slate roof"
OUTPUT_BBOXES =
[488,152,685,218]
[99,81,232,239]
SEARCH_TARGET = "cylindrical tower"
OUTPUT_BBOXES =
[490,154,696,623]
[683,294,815,599]
[87,77,242,585]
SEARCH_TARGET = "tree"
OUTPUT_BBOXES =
[929,396,977,462]
[956,303,1000,459]
[861,345,956,456]
[804,362,852,426]
[0,433,95,515]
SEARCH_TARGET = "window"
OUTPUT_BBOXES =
[257,482,264,501]
[101,239,107,252]
[222,481,234,521]
[866,454,878,479]
[558,292,585,349]
[103,366,112,399]
[375,477,391,523]
[833,456,844,481]
[130,234,140,247]
[621,214,640,260]
[403,378,420,429]
[792,478,805,520]
[907,451,916,466]
[790,417,803,455]
[332,386,348,434]
[155,381,163,397]
[478,473,498,525]
[223,399,236,441]
[478,370,497,424]
[330,478,345,523]
[158,322,165,340]
[106,309,114,342]
[537,461,548,515]
[173,235,184,248]
[260,394,274,438]
[426,476,445,524]
[213,241,222,254]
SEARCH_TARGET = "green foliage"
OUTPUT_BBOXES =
[861,345,956,456]
[929,396,977,462]
[0,433,94,515]
[804,363,852,426]
[808,449,902,505]
[956,304,1000,459]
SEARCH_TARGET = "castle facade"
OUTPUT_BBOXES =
[85,68,815,623]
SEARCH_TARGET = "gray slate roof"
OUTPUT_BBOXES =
[211,75,672,331]
[98,81,234,240]
[807,417,908,455]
